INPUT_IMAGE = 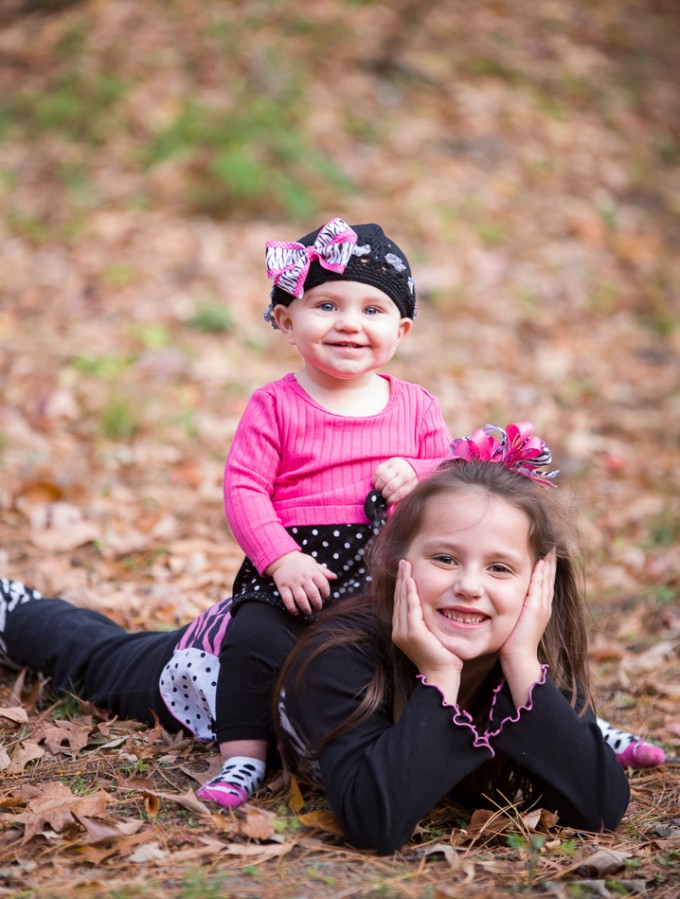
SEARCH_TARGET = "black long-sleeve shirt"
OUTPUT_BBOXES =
[279,639,630,855]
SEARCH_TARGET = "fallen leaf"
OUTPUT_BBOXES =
[144,793,160,817]
[522,809,542,831]
[19,782,79,841]
[37,718,92,757]
[69,790,111,819]
[0,706,29,724]
[147,788,211,816]
[538,809,559,829]
[128,841,168,863]
[418,842,461,868]
[576,847,631,877]
[8,739,45,773]
[297,809,345,837]
[16,783,112,843]
[179,758,222,785]
[476,859,517,874]
[651,821,680,840]
[465,808,511,841]
[109,831,161,859]
[73,814,127,845]
[14,480,64,507]
[433,867,478,897]
[241,805,277,840]
[221,841,295,862]
[30,521,101,552]
[72,844,121,865]
[117,820,145,836]
[155,839,233,864]
[287,774,305,814]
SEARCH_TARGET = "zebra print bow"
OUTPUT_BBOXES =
[265,217,358,299]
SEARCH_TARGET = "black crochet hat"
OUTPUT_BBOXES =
[266,220,416,323]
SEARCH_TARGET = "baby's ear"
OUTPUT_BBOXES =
[397,317,413,342]
[272,304,293,331]
[272,304,297,343]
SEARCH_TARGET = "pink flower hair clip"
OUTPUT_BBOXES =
[448,422,559,487]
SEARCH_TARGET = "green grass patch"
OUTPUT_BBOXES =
[1,72,128,145]
[103,263,137,289]
[99,396,139,441]
[127,323,170,349]
[71,355,134,379]
[188,302,234,334]
[145,96,353,218]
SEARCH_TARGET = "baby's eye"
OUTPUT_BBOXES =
[364,306,382,315]
[318,302,336,312]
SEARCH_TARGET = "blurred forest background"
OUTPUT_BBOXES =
[0,1,678,896]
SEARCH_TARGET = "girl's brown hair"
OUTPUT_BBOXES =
[278,459,591,754]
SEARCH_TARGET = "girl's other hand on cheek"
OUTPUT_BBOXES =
[500,547,556,707]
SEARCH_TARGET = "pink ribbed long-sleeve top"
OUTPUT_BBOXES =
[224,373,452,574]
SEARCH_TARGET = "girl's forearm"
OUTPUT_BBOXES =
[501,656,543,709]
[418,667,461,706]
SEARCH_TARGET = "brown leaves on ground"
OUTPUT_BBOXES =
[1,0,679,895]
[1,683,678,898]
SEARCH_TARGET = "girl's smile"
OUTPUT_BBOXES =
[405,489,534,670]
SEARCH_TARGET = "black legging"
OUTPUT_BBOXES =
[215,602,304,744]
[5,596,185,732]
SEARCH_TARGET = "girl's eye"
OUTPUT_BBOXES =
[489,563,512,575]
[433,554,456,566]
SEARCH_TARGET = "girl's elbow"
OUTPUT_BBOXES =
[578,807,627,834]
[344,828,410,856]
[602,791,631,833]
[564,789,630,834]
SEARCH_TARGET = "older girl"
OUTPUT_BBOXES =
[275,425,632,853]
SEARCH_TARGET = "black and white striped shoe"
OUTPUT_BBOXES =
[196,756,266,810]
[0,579,43,668]
[597,717,666,769]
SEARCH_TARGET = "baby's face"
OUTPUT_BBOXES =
[272,280,412,384]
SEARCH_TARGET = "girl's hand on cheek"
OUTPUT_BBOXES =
[500,547,556,707]
[392,560,462,704]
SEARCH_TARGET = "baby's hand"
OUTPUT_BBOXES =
[373,458,419,505]
[266,551,337,616]
[392,560,462,704]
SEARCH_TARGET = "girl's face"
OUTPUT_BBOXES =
[404,488,535,669]
[273,281,412,388]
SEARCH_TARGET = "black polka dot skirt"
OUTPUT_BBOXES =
[232,491,388,620]
[232,523,372,620]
